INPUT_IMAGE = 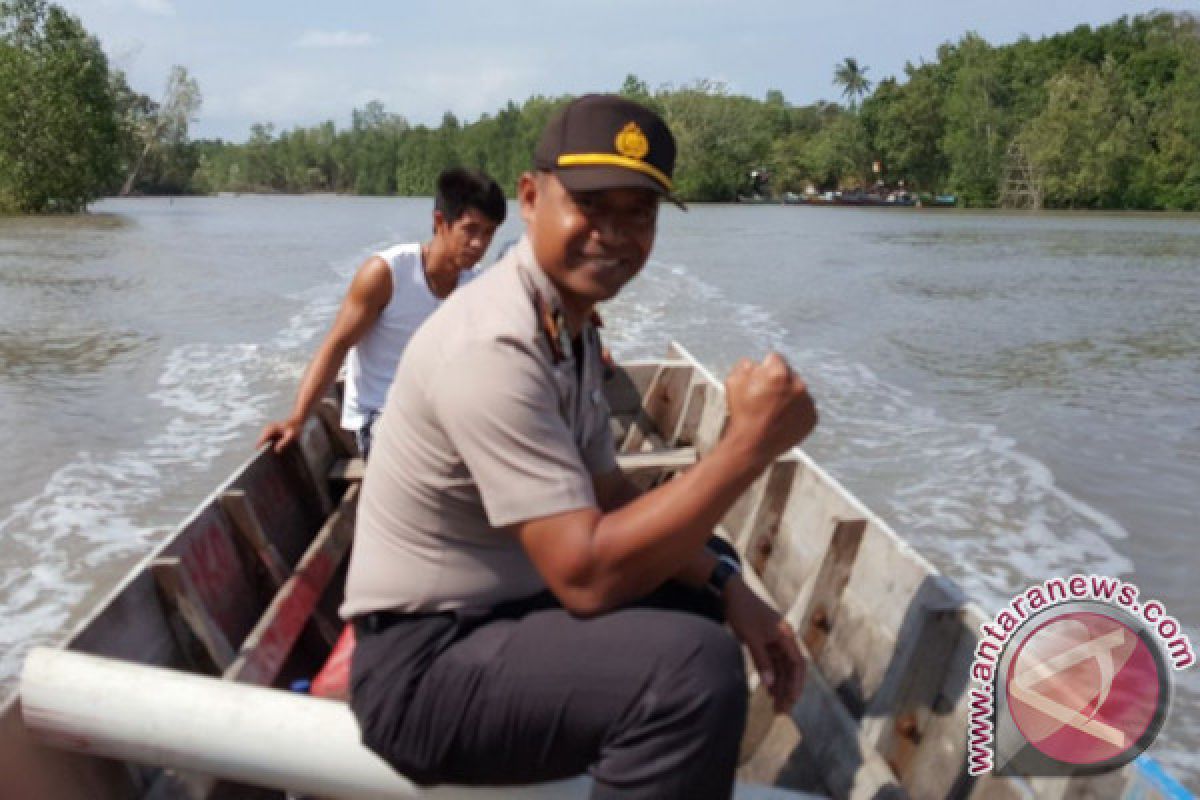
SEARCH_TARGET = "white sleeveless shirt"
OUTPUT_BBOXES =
[341,243,467,429]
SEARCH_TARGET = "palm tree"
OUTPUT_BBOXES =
[833,57,872,109]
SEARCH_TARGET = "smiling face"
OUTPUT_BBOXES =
[518,171,658,319]
[434,206,500,273]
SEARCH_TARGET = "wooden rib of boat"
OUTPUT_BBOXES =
[1,342,1191,799]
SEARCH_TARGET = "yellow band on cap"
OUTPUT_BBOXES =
[556,153,673,192]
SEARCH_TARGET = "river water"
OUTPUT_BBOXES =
[1,196,1197,787]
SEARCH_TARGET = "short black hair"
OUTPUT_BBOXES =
[435,167,506,225]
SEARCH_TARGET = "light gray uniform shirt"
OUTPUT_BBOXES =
[341,236,617,617]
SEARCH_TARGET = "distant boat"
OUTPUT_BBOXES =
[783,189,957,209]
[924,194,958,208]
[736,193,777,204]
[783,189,914,207]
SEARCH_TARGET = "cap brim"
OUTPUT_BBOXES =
[553,165,687,211]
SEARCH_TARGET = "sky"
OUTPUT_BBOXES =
[59,0,1200,142]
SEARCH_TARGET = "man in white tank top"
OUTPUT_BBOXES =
[257,168,506,457]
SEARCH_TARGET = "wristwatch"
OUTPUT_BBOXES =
[705,554,742,597]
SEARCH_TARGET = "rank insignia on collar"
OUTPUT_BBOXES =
[534,290,569,364]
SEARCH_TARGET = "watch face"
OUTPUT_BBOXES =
[708,556,738,595]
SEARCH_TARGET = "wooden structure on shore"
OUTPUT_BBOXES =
[998,141,1044,211]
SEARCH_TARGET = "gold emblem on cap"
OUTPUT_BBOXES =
[615,122,650,161]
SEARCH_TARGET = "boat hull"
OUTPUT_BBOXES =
[2,343,1190,799]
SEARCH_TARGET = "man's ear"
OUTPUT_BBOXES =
[517,172,538,224]
[432,209,446,236]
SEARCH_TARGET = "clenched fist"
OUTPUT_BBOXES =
[724,352,817,466]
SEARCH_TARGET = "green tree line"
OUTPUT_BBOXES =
[859,13,1200,208]
[4,2,1199,211]
[196,11,1200,210]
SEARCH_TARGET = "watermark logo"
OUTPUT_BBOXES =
[967,576,1193,777]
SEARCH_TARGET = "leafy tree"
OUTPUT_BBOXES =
[619,74,651,103]
[0,0,121,211]
[940,34,1008,206]
[802,112,871,188]
[861,68,948,190]
[657,80,777,200]
[1017,60,1140,207]
[1129,13,1200,209]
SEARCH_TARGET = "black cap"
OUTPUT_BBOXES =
[535,94,685,209]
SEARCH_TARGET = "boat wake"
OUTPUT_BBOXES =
[608,259,1133,608]
[610,257,1200,785]
[0,257,356,696]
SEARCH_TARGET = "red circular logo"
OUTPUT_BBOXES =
[1006,611,1161,766]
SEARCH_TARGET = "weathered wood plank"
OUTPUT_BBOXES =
[148,486,361,799]
[736,526,904,800]
[744,459,800,570]
[222,488,343,648]
[162,510,262,649]
[720,467,771,546]
[317,395,359,457]
[152,558,236,672]
[330,457,366,483]
[621,363,666,453]
[618,447,697,474]
[640,364,695,447]
[662,344,728,455]
[800,518,867,660]
[219,489,289,588]
[223,484,359,685]
[871,602,967,782]
[292,416,334,517]
[670,379,708,447]
[692,382,729,455]
[789,643,908,800]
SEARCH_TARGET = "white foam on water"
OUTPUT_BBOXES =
[0,257,358,692]
[612,258,1200,783]
[809,356,1134,606]
[603,260,787,360]
[612,258,1134,610]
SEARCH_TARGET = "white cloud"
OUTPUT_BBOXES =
[294,30,377,49]
[71,0,174,14]
[131,0,173,14]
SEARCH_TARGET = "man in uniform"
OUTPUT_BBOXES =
[257,167,505,457]
[342,95,818,799]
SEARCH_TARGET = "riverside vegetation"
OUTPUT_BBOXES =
[3,2,1198,212]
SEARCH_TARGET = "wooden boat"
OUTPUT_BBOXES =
[2,343,1191,799]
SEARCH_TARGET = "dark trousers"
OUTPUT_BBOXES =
[349,560,747,799]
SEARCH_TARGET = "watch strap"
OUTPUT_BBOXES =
[705,554,741,597]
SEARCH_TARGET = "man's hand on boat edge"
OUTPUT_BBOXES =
[256,416,304,454]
